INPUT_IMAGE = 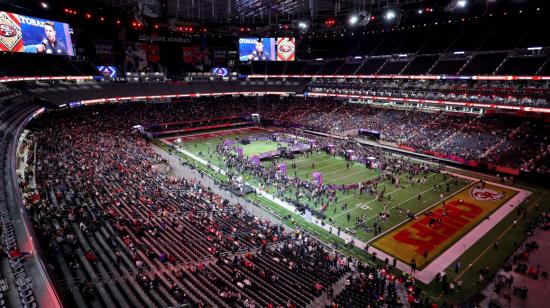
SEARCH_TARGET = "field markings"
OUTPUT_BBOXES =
[331,174,452,221]
[295,160,347,177]
[332,181,415,219]
[329,168,379,184]
[293,154,335,167]
[363,177,455,224]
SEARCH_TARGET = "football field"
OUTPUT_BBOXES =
[157,128,545,303]
[164,129,473,245]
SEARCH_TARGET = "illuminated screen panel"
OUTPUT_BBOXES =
[210,67,230,77]
[239,37,296,62]
[0,11,74,56]
[276,37,295,61]
[96,66,117,79]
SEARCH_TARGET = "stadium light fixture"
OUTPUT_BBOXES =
[457,0,467,8]
[349,15,359,25]
[298,21,308,29]
[40,2,48,9]
[385,10,396,20]
[417,9,423,15]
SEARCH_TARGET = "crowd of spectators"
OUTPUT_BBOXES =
[22,103,352,307]
[309,79,550,107]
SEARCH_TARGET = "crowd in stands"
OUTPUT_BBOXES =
[21,103,356,307]
[309,79,550,108]
[257,96,550,173]
[2,92,546,307]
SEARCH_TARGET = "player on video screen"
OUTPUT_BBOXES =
[243,39,270,61]
[36,22,67,55]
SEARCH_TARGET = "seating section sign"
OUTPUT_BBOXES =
[0,10,74,55]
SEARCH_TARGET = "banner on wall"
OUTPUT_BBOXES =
[183,46,193,63]
[93,40,113,65]
[0,10,74,55]
[147,44,160,63]
[124,42,148,72]
[212,47,228,66]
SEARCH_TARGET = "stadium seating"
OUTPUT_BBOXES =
[15,102,358,307]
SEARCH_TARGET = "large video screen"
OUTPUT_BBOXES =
[239,37,295,62]
[0,11,74,56]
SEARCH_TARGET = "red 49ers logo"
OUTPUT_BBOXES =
[470,187,505,201]
[0,11,23,52]
[0,24,17,37]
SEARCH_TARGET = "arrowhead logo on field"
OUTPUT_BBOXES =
[470,187,505,201]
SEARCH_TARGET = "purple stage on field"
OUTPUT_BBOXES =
[277,163,287,175]
[312,172,323,185]
[250,155,260,165]
[258,150,281,159]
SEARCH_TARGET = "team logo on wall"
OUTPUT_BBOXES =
[0,11,23,51]
[276,37,295,61]
[470,187,505,201]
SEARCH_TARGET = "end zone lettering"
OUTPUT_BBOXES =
[393,200,483,255]
[372,183,517,268]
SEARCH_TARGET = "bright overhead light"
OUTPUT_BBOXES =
[349,15,359,25]
[40,2,48,9]
[298,22,308,29]
[457,0,467,8]
[417,9,423,15]
[385,10,396,20]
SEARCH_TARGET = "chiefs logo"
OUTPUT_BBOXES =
[0,12,23,51]
[470,187,505,201]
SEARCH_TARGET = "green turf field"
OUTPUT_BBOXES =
[239,140,281,157]
[154,130,550,305]
[173,131,472,244]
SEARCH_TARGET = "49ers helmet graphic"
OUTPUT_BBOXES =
[470,187,505,201]
[0,11,23,52]
[276,37,295,61]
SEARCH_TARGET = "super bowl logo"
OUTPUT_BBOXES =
[0,11,23,51]
[470,187,505,201]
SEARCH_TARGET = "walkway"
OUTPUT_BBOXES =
[480,227,550,308]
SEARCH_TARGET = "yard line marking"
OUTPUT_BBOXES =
[329,168,379,183]
[364,177,455,223]
[331,173,448,220]
[295,161,349,177]
[332,181,414,219]
[293,154,334,166]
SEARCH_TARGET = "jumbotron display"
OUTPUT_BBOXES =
[0,10,74,55]
[239,37,295,61]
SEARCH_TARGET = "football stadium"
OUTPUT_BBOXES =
[0,1,549,308]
